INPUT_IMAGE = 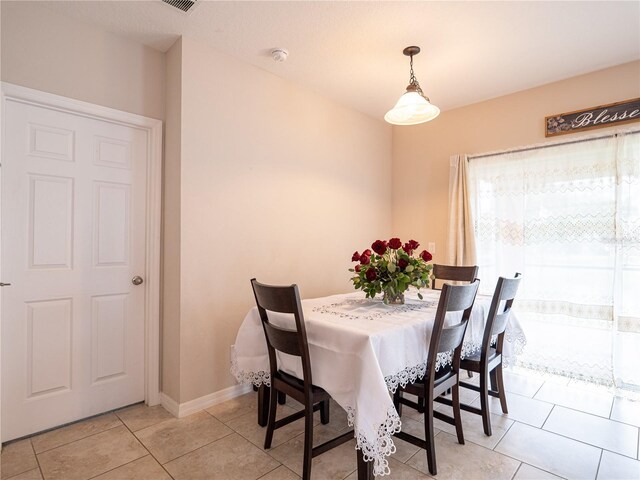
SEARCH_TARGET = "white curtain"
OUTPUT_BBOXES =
[467,131,640,390]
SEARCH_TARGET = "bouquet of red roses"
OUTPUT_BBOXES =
[349,238,433,304]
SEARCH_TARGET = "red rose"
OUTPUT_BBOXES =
[388,237,402,249]
[402,242,413,255]
[365,268,377,281]
[360,254,371,265]
[371,240,387,255]
[398,258,409,270]
[362,249,372,257]
[420,250,433,262]
[352,251,361,262]
[355,264,361,272]
[409,239,420,250]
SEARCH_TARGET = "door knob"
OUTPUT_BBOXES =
[0,282,11,287]
[132,276,144,286]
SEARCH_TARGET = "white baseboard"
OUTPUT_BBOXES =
[160,392,181,417]
[161,383,253,418]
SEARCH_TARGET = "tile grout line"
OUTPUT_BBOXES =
[85,454,155,480]
[545,402,639,429]
[262,429,303,469]
[29,437,46,480]
[32,422,124,456]
[510,461,523,480]
[531,378,546,398]
[539,406,640,459]
[492,416,517,452]
[541,404,556,429]
[116,412,176,480]
[607,396,615,419]
[490,420,573,479]
[340,466,358,480]
[594,448,604,480]
[521,418,637,462]
[490,441,561,479]
[153,429,237,467]
[255,463,287,479]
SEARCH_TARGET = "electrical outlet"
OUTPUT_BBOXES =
[428,242,436,254]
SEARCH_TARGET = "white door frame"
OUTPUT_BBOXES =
[0,82,163,411]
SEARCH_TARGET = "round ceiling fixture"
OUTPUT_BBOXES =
[271,48,289,63]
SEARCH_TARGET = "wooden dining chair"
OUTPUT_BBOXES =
[251,279,353,480]
[458,273,522,436]
[393,279,480,476]
[431,264,479,290]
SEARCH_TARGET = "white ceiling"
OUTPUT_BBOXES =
[38,1,640,120]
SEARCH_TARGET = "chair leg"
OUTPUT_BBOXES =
[258,384,270,427]
[302,399,314,480]
[489,368,498,392]
[451,381,465,445]
[393,389,403,417]
[495,364,508,414]
[320,399,330,424]
[417,395,425,414]
[423,391,437,476]
[467,370,474,378]
[479,371,492,437]
[264,386,279,449]
[277,391,286,405]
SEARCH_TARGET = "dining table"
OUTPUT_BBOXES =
[231,287,526,478]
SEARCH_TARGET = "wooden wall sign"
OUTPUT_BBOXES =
[545,98,640,137]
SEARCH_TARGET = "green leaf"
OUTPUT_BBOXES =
[405,265,414,273]
[387,262,396,273]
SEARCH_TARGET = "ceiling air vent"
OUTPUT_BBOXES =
[161,0,197,13]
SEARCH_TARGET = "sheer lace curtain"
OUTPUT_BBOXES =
[466,131,640,391]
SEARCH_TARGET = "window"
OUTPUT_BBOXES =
[467,131,640,390]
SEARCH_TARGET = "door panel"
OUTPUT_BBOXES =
[2,99,148,441]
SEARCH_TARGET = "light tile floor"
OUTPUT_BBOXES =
[2,369,640,480]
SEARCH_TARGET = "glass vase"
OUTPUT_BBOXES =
[383,289,405,305]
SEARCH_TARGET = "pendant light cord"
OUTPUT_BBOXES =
[408,54,427,99]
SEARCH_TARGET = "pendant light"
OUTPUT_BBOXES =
[384,46,440,125]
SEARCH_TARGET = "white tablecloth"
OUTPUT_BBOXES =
[231,288,526,476]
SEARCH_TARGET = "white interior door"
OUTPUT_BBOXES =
[1,97,148,441]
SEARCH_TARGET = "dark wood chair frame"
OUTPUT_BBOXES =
[458,273,522,436]
[251,279,354,480]
[429,264,480,387]
[431,264,479,290]
[393,280,480,476]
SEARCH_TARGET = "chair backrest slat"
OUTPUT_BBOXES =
[431,264,479,290]
[482,273,522,358]
[438,321,468,354]
[490,310,511,336]
[252,283,298,314]
[262,322,302,357]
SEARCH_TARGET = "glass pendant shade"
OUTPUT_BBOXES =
[384,91,440,125]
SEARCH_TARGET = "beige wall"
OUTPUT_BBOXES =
[392,61,640,263]
[171,37,392,402]
[0,1,165,120]
[162,38,183,401]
